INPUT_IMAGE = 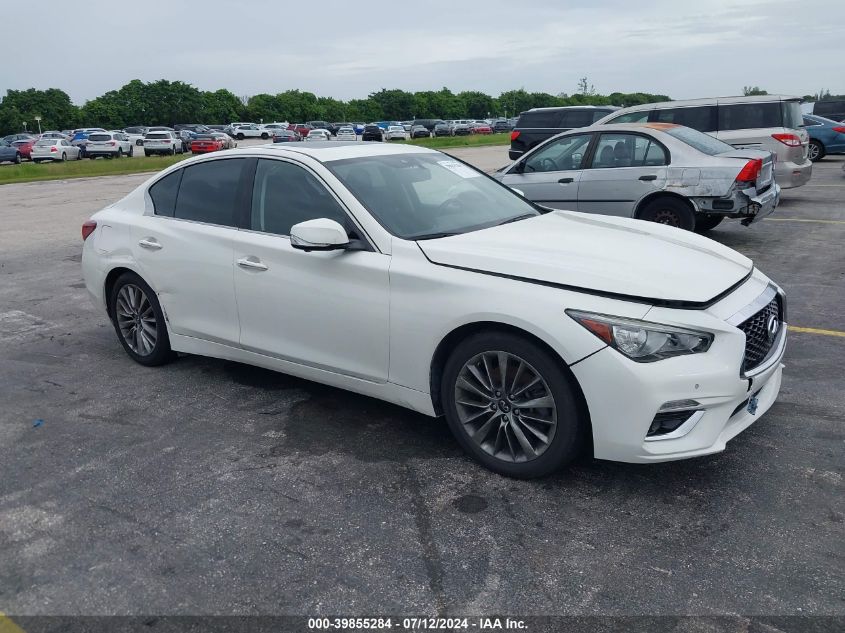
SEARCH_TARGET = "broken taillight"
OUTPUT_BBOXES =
[736,159,762,183]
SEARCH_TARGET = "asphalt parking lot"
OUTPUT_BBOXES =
[0,149,842,620]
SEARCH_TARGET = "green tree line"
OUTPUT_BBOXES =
[3,78,675,134]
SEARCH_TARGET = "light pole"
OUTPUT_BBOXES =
[35,116,42,134]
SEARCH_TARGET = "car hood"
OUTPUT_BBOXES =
[416,211,753,305]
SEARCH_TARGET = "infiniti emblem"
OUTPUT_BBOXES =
[766,314,780,341]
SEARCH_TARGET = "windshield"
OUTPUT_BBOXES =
[327,153,541,240]
[662,126,734,156]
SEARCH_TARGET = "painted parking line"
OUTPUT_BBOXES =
[789,326,845,338]
[0,613,26,633]
[766,218,845,224]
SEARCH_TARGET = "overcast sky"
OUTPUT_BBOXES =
[3,0,842,103]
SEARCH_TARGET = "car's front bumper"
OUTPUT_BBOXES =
[570,275,786,463]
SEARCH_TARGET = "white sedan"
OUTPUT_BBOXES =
[31,138,81,162]
[385,125,407,140]
[80,143,786,478]
[335,126,357,141]
[305,129,331,142]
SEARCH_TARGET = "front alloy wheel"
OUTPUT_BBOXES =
[442,331,585,477]
[455,351,557,463]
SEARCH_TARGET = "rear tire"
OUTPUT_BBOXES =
[695,215,724,232]
[128,146,133,158]
[261,132,269,139]
[638,197,695,231]
[116,149,123,158]
[237,133,245,140]
[441,331,586,478]
[14,152,21,164]
[808,140,825,162]
[109,272,175,367]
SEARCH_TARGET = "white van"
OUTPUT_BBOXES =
[595,95,811,188]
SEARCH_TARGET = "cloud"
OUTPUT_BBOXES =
[0,0,842,103]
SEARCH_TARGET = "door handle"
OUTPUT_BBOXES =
[138,238,162,250]
[237,257,268,271]
[639,175,658,181]
[558,177,574,184]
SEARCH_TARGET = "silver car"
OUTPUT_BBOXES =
[493,122,779,232]
[594,95,811,189]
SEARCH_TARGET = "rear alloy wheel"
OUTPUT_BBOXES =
[695,215,724,232]
[14,152,21,164]
[61,152,67,162]
[261,132,269,139]
[442,331,585,478]
[237,133,245,140]
[639,197,695,231]
[109,272,174,367]
[808,140,824,162]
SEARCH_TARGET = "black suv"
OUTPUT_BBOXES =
[509,106,618,160]
[412,118,445,132]
[361,125,383,142]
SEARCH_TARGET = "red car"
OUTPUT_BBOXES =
[190,135,225,154]
[471,123,493,135]
[11,139,36,160]
[289,123,313,138]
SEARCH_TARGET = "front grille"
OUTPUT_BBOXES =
[739,296,781,371]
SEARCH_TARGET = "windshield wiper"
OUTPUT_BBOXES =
[412,231,463,241]
[496,213,536,226]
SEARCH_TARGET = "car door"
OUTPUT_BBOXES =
[131,157,248,345]
[232,157,390,382]
[499,132,593,210]
[577,132,669,217]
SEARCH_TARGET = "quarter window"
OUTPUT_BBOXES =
[250,159,350,236]
[590,133,667,168]
[149,169,183,217]
[521,133,593,172]
[173,158,246,226]
[718,102,782,131]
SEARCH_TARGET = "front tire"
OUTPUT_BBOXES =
[441,331,586,478]
[808,140,825,162]
[638,197,695,231]
[109,272,175,367]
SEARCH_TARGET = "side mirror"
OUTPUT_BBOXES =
[290,218,350,252]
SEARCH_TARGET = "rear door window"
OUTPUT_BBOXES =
[517,111,563,128]
[173,158,247,226]
[653,106,716,132]
[559,110,597,128]
[589,133,667,168]
[718,102,782,131]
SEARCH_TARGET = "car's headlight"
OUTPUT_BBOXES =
[566,310,713,362]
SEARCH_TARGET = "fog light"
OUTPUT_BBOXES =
[647,411,694,437]
[646,402,705,441]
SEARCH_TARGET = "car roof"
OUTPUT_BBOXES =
[609,94,802,113]
[524,105,619,112]
[244,141,437,163]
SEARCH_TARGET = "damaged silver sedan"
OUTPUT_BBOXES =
[494,122,779,232]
